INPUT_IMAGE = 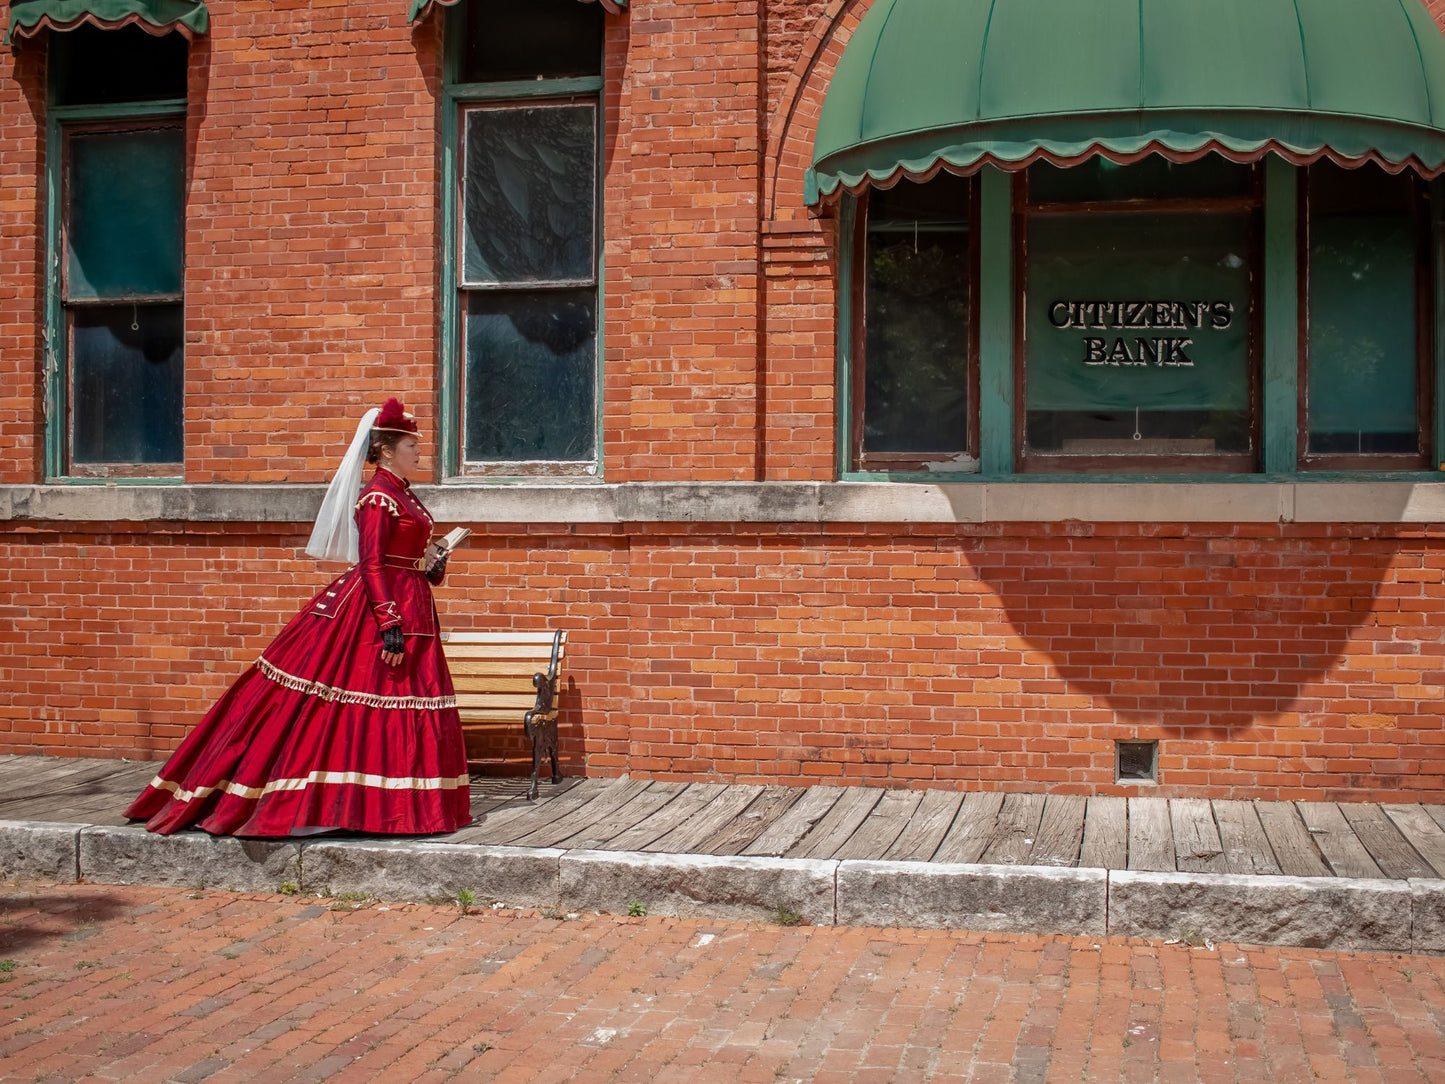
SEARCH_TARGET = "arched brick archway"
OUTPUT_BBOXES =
[764,0,875,223]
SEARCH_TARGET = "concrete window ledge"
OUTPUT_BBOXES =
[1,480,1443,525]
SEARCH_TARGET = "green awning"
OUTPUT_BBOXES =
[5,0,206,46]
[808,0,1445,205]
[408,0,625,22]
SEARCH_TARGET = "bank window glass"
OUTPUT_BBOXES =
[1021,159,1260,472]
[453,0,602,476]
[852,174,976,473]
[53,28,188,476]
[1302,162,1431,468]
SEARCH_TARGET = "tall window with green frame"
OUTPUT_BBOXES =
[450,0,603,476]
[849,174,978,474]
[50,26,187,478]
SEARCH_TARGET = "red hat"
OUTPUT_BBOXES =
[373,397,420,436]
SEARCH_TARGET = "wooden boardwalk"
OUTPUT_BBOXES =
[4,755,1445,881]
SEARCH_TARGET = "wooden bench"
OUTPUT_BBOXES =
[442,630,566,800]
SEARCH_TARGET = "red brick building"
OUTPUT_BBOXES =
[2,0,1443,802]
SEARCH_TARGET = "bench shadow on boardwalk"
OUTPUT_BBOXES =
[4,754,1445,882]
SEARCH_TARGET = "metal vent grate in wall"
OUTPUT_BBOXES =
[1116,741,1158,783]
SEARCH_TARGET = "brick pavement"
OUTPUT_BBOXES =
[1,884,1444,1082]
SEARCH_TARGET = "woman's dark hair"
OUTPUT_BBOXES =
[367,430,408,465]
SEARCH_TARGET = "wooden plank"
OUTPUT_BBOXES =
[448,777,587,843]
[741,787,845,857]
[507,779,655,848]
[552,782,687,851]
[1254,801,1331,877]
[693,787,797,856]
[882,790,964,862]
[1211,800,1282,876]
[1382,804,1445,878]
[1169,799,1228,874]
[458,777,611,844]
[1078,796,1128,870]
[787,788,885,860]
[979,793,1046,865]
[450,676,547,694]
[649,785,768,854]
[600,784,725,852]
[833,789,924,861]
[456,693,542,710]
[933,792,1004,865]
[1028,795,1087,867]
[443,644,559,660]
[447,632,564,645]
[0,760,150,807]
[1339,804,1435,880]
[1126,797,1175,872]
[1295,802,1383,879]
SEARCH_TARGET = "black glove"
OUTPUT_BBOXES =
[426,553,448,584]
[381,626,404,655]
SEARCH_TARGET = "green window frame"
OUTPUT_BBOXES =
[838,159,1445,482]
[439,0,605,480]
[43,25,188,482]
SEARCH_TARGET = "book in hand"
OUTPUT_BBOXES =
[438,526,471,554]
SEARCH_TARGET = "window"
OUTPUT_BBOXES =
[449,0,604,476]
[49,27,188,478]
[1020,158,1261,472]
[850,174,977,473]
[1301,162,1433,469]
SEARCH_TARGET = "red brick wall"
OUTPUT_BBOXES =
[3,523,1441,802]
[0,42,45,485]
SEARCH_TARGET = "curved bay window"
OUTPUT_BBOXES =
[849,174,978,474]
[1301,162,1434,470]
[1019,158,1261,472]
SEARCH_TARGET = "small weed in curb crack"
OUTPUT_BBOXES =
[626,900,647,918]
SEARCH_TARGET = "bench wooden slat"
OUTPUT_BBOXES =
[444,644,565,661]
[446,632,566,645]
[455,692,547,710]
[448,661,556,678]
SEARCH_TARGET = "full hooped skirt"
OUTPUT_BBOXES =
[126,572,472,837]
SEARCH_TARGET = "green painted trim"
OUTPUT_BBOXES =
[49,100,186,121]
[978,166,1013,476]
[440,9,604,479]
[438,9,462,479]
[834,198,857,477]
[42,88,64,480]
[1262,155,1298,475]
[840,471,980,483]
[447,76,602,102]
[1436,177,1445,473]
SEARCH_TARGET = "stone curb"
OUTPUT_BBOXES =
[78,825,300,893]
[7,820,1445,952]
[0,820,82,882]
[299,840,563,910]
[1108,870,1415,953]
[559,850,836,925]
[837,860,1107,935]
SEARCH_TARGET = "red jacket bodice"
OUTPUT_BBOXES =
[310,467,444,637]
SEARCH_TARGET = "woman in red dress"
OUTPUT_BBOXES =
[126,399,472,837]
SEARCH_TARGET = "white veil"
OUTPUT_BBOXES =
[305,407,380,564]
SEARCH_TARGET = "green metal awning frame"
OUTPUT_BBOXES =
[808,0,1445,205]
[5,0,207,46]
[408,0,626,22]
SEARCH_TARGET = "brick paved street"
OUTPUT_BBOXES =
[2,884,1444,1082]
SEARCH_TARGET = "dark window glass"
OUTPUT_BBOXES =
[71,304,184,464]
[462,105,596,285]
[53,25,188,106]
[465,290,596,461]
[460,0,603,83]
[1024,210,1253,458]
[1305,164,1423,458]
[68,127,185,299]
[1030,156,1253,204]
[854,174,973,470]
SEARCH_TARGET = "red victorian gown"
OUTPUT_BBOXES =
[126,467,472,837]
